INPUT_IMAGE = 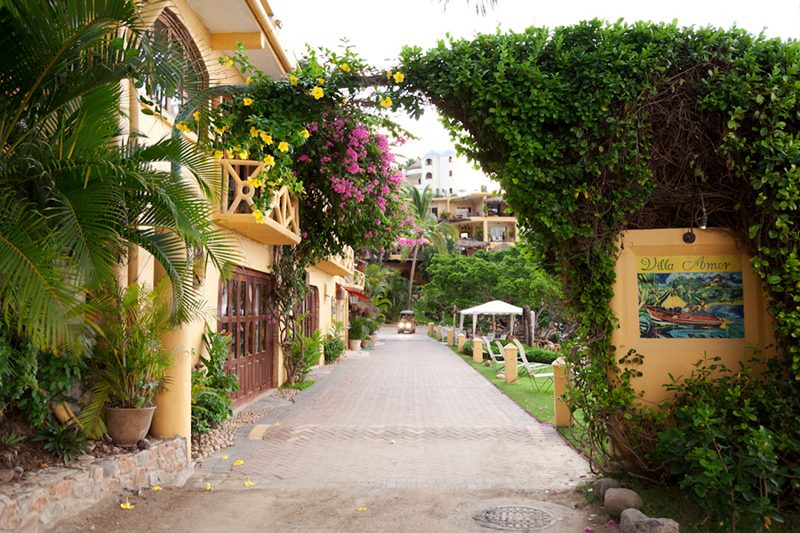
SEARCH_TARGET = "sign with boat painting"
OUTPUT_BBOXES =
[637,255,744,339]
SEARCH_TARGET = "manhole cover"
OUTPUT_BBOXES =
[474,505,557,531]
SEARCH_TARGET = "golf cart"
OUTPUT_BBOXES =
[397,310,416,334]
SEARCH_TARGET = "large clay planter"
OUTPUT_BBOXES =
[349,339,362,351]
[104,405,156,445]
[362,337,374,348]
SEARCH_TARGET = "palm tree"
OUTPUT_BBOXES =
[402,185,457,309]
[0,0,237,352]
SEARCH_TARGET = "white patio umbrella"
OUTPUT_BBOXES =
[459,300,527,339]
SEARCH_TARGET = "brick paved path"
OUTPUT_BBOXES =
[192,329,589,491]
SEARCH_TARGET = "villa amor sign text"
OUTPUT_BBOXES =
[636,255,745,339]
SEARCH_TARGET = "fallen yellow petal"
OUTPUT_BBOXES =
[274,422,281,426]
[245,477,254,486]
[358,507,368,512]
[222,455,228,460]
[120,497,134,510]
[151,486,162,491]
[204,483,212,491]
[233,460,244,466]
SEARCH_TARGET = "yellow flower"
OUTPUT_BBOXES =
[245,477,254,486]
[250,126,259,138]
[380,96,392,108]
[213,150,223,159]
[246,76,253,85]
[222,56,233,67]
[264,154,275,166]
[340,63,351,72]
[233,460,244,466]
[151,486,162,490]
[317,78,325,85]
[261,132,273,144]
[393,72,405,83]
[278,141,289,152]
[247,177,264,188]
[310,86,324,99]
[176,122,189,132]
[214,125,225,135]
[239,151,248,159]
[289,74,298,85]
[120,497,134,510]
[192,111,200,122]
[300,129,310,139]
[243,98,253,106]
[386,69,392,79]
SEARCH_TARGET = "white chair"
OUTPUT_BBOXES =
[483,337,525,374]
[512,338,554,392]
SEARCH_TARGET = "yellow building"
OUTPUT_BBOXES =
[118,0,360,452]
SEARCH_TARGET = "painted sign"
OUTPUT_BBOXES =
[637,255,744,339]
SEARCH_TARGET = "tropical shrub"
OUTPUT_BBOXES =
[191,328,239,437]
[289,329,324,383]
[33,419,88,465]
[657,354,798,530]
[0,325,85,431]
[323,321,347,363]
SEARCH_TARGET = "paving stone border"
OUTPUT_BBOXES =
[0,437,191,532]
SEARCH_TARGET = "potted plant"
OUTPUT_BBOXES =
[348,315,366,350]
[79,281,180,445]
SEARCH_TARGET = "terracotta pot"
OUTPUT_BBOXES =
[349,339,362,351]
[104,405,156,446]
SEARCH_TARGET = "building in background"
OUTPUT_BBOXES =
[403,149,491,196]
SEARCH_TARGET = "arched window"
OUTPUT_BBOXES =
[151,9,208,117]
[425,158,433,165]
[449,170,453,176]
[425,172,433,180]
[449,156,453,162]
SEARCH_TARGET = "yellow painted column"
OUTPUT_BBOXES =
[457,333,466,352]
[428,322,435,336]
[447,329,454,346]
[552,357,573,427]
[473,338,483,364]
[151,326,192,461]
[504,344,518,384]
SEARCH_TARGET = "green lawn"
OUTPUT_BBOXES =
[440,338,556,425]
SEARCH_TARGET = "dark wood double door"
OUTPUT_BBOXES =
[218,268,277,408]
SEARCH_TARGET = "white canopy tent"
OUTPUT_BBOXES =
[459,300,528,339]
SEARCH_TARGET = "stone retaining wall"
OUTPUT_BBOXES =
[0,437,192,532]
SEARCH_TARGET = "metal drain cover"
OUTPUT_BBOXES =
[474,505,557,531]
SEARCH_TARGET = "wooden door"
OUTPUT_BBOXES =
[218,268,276,408]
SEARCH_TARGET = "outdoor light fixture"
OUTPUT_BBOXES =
[699,190,708,230]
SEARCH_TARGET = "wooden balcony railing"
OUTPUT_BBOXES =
[314,245,355,277]
[343,268,365,290]
[212,159,301,245]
